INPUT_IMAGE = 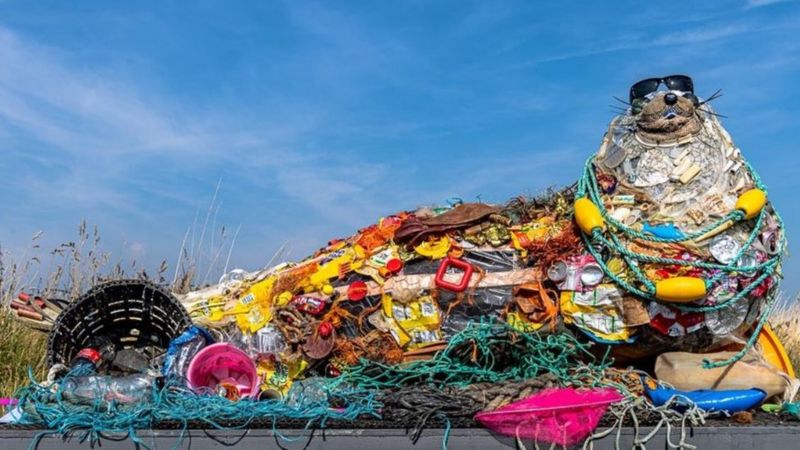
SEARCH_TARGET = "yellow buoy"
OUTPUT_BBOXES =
[574,198,605,235]
[655,277,707,303]
[735,189,767,220]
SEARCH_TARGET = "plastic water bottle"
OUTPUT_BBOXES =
[61,374,153,405]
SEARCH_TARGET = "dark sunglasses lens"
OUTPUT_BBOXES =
[664,75,694,93]
[630,79,661,101]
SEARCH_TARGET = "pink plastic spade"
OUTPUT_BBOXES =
[187,343,259,399]
[475,387,623,446]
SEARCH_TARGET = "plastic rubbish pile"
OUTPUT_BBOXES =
[3,75,797,448]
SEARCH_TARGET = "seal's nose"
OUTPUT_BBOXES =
[664,93,678,105]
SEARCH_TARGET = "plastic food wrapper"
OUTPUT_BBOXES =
[560,284,637,343]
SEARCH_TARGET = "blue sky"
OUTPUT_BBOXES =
[1,1,799,294]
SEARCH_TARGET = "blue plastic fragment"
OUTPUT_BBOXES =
[645,382,766,413]
[642,222,686,240]
[162,326,215,377]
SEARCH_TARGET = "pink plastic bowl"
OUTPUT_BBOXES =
[186,343,259,399]
[475,387,623,446]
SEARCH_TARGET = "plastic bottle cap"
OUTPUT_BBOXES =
[318,321,333,338]
[386,258,404,273]
[321,284,334,295]
[347,281,368,301]
[73,348,102,365]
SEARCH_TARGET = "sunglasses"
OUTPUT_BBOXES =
[629,75,694,103]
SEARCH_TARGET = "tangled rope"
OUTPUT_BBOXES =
[459,376,560,411]
[13,321,601,450]
[15,371,380,450]
[333,321,599,390]
[13,320,730,450]
[378,376,559,447]
[583,395,709,450]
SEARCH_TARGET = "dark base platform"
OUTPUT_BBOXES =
[3,426,800,449]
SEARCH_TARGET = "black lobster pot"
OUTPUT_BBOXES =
[47,280,192,369]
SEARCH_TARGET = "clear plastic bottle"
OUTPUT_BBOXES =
[61,374,153,405]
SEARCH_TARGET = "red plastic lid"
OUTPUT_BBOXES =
[75,347,101,364]
[386,258,404,273]
[347,281,368,301]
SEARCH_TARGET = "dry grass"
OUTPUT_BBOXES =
[768,297,800,374]
[0,222,138,399]
[0,209,232,399]
[0,310,47,399]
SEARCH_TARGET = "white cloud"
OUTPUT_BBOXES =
[746,0,792,8]
[0,28,202,157]
[513,22,760,68]
[0,25,379,225]
[651,24,750,46]
[0,18,474,274]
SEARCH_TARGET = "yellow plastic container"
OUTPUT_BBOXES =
[735,189,767,220]
[654,276,707,303]
[574,198,605,235]
[758,324,796,378]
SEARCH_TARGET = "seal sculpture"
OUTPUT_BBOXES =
[34,75,785,395]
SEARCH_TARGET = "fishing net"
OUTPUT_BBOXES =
[333,320,599,390]
[14,371,380,449]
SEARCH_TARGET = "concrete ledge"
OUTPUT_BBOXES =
[3,426,800,449]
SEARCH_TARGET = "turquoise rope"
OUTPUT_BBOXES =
[702,295,777,369]
[595,229,777,273]
[576,153,786,369]
[16,371,381,450]
[580,158,744,243]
